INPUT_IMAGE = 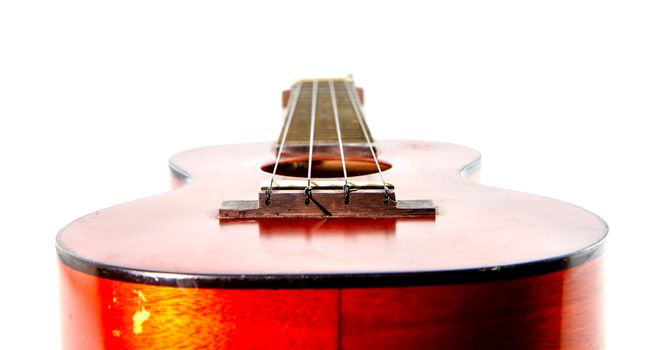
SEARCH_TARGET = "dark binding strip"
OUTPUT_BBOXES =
[56,240,604,289]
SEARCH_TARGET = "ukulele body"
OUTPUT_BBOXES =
[57,141,606,349]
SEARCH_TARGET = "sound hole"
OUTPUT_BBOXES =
[261,158,391,178]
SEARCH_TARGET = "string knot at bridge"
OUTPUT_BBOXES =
[219,180,436,219]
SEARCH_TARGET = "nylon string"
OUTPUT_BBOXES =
[329,80,351,203]
[344,81,394,203]
[265,82,302,204]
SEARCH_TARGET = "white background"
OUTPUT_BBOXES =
[1,1,658,348]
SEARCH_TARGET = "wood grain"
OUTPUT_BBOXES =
[57,141,606,275]
[57,140,607,348]
[59,258,602,349]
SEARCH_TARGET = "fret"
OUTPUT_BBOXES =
[277,78,374,147]
[219,77,434,219]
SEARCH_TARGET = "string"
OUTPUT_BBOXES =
[329,80,351,204]
[265,81,302,205]
[344,81,395,204]
[304,80,319,205]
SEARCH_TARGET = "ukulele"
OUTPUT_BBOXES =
[57,77,608,349]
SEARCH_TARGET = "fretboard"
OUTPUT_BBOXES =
[277,78,374,148]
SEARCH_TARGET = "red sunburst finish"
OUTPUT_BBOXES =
[57,141,606,349]
[57,81,607,349]
[59,258,602,349]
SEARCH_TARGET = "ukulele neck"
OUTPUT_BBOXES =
[217,77,437,219]
[277,77,374,158]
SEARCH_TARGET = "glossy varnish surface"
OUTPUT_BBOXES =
[57,140,607,349]
[59,257,603,349]
[57,141,606,277]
